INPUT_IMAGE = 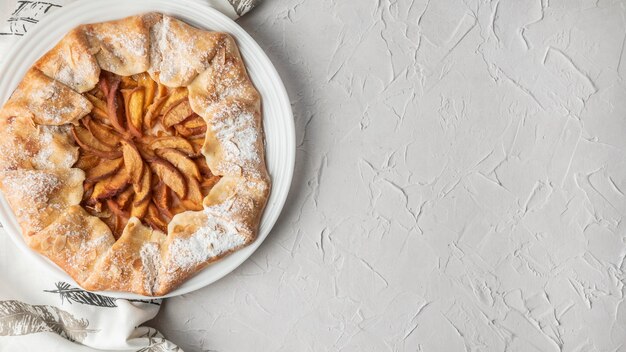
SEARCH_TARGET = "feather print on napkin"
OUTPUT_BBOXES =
[228,0,259,15]
[44,281,162,307]
[0,1,63,36]
[44,282,118,308]
[0,300,97,342]
[137,329,183,352]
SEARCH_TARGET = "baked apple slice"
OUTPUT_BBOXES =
[72,125,122,159]
[85,157,123,182]
[149,158,187,199]
[181,176,204,211]
[137,73,157,109]
[105,79,127,134]
[194,156,213,177]
[153,182,174,219]
[150,136,195,155]
[121,75,138,89]
[90,169,131,201]
[157,148,200,180]
[121,140,144,184]
[145,203,168,233]
[159,88,188,115]
[115,186,134,209]
[84,117,122,148]
[124,86,145,138]
[106,198,130,218]
[144,96,168,128]
[74,152,100,170]
[162,100,193,128]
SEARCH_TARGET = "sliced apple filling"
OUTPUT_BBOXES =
[72,71,220,238]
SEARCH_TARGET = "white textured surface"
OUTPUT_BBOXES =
[151,0,626,351]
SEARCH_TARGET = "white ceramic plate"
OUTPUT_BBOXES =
[0,0,295,299]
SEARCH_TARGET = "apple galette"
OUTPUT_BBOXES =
[0,13,270,296]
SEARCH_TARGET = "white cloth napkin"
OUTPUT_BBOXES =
[0,1,258,351]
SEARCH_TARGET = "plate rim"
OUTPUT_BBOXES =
[0,0,295,299]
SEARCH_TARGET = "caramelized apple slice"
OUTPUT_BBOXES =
[88,84,106,100]
[121,75,137,89]
[133,167,152,201]
[174,124,206,137]
[151,90,188,122]
[182,114,206,129]
[144,96,168,129]
[137,73,157,109]
[82,181,95,201]
[91,109,110,125]
[106,79,127,134]
[131,167,152,219]
[157,148,200,180]
[185,114,205,127]
[124,87,145,137]
[85,157,123,182]
[194,156,213,177]
[182,176,204,211]
[162,100,194,128]
[106,198,130,218]
[136,142,157,161]
[72,125,122,159]
[131,197,150,219]
[98,75,110,97]
[145,203,168,233]
[159,88,188,113]
[121,140,144,185]
[90,169,131,201]
[114,214,128,239]
[155,80,168,100]
[200,176,221,195]
[84,117,121,148]
[150,158,187,199]
[84,93,108,113]
[74,152,100,170]
[150,136,195,155]
[189,137,204,156]
[153,182,174,219]
[115,186,134,209]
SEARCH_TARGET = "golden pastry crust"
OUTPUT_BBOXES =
[0,69,92,125]
[34,28,101,93]
[0,13,270,296]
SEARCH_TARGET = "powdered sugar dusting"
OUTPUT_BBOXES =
[150,16,208,84]
[1,170,60,203]
[29,85,69,124]
[67,235,111,277]
[0,120,76,171]
[28,83,88,124]
[53,56,96,92]
[96,30,147,58]
[211,106,260,176]
[167,215,245,272]
[55,65,74,89]
[0,121,32,170]
[32,126,76,169]
[140,242,161,294]
[49,221,87,239]
[0,170,62,230]
[214,60,246,100]
[45,218,111,273]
